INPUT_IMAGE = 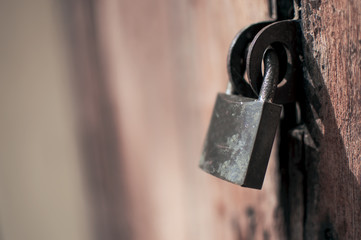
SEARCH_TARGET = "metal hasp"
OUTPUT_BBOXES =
[228,20,301,103]
[199,50,282,189]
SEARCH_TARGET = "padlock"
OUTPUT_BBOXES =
[199,49,282,189]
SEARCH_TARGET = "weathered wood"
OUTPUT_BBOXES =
[87,0,287,239]
[68,0,361,239]
[299,0,361,238]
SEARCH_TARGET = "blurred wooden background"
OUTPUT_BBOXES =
[67,0,284,239]
[69,0,286,239]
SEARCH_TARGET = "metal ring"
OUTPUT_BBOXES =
[246,20,300,104]
[227,21,273,98]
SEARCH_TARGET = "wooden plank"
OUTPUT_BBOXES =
[87,0,287,239]
[65,0,361,239]
[300,0,361,238]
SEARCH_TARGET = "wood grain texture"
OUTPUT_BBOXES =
[67,0,361,239]
[86,0,287,239]
[300,0,361,238]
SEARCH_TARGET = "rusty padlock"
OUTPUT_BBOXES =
[199,49,282,189]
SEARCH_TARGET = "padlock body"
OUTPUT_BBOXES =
[199,93,282,189]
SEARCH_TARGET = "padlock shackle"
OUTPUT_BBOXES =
[258,48,279,103]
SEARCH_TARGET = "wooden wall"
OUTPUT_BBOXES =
[299,0,361,239]
[69,0,287,239]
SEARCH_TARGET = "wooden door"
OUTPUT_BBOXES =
[295,0,361,239]
[68,0,285,239]
[66,0,361,239]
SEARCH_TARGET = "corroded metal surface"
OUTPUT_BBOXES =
[199,93,281,189]
[201,49,282,189]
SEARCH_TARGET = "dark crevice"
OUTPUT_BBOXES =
[278,103,299,239]
[300,130,307,240]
